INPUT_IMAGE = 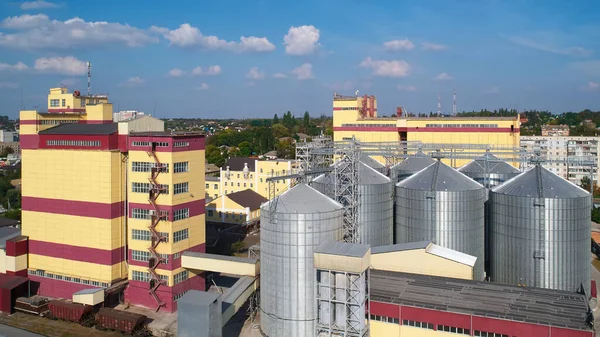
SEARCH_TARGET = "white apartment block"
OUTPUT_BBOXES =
[521,136,600,184]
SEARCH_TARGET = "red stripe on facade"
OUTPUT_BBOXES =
[125,274,205,313]
[48,108,86,113]
[6,270,27,277]
[79,120,113,124]
[20,134,39,150]
[127,135,205,153]
[333,126,398,132]
[38,133,119,151]
[406,127,518,133]
[18,120,38,125]
[332,107,378,111]
[22,196,125,219]
[402,306,470,330]
[28,274,103,300]
[127,243,205,271]
[369,301,399,318]
[118,135,128,153]
[5,237,28,257]
[128,199,205,221]
[29,240,125,265]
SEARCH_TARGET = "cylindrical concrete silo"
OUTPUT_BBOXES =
[395,161,486,279]
[312,162,394,247]
[390,151,437,183]
[260,184,344,337]
[489,165,591,295]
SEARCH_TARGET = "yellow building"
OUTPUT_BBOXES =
[333,93,521,167]
[218,157,294,198]
[19,87,206,312]
[205,189,266,227]
[205,176,220,201]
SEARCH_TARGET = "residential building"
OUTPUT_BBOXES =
[219,157,294,198]
[521,135,600,184]
[205,176,220,201]
[205,189,266,226]
[333,93,521,167]
[0,130,17,143]
[19,87,205,312]
[542,124,570,136]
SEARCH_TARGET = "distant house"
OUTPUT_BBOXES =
[541,124,570,136]
[264,151,278,160]
[205,189,267,228]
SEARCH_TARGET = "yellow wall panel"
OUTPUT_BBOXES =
[371,250,473,280]
[0,249,5,274]
[5,255,28,272]
[371,321,400,337]
[29,254,125,282]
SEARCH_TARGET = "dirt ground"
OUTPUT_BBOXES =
[0,312,125,337]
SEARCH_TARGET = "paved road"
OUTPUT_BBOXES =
[0,324,43,337]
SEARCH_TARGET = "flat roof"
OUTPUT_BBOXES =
[182,251,258,265]
[372,241,430,254]
[315,241,370,258]
[370,270,592,331]
[39,123,118,135]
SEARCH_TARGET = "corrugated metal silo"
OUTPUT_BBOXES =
[360,154,387,175]
[390,151,437,183]
[395,161,486,279]
[489,165,591,295]
[458,152,520,188]
[260,184,344,337]
[311,162,394,247]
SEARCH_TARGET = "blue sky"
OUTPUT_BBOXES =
[0,0,599,119]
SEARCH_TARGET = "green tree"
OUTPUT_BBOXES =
[272,124,290,140]
[238,141,252,157]
[276,139,296,159]
[303,111,310,129]
[273,114,279,124]
[581,176,592,192]
[231,241,246,254]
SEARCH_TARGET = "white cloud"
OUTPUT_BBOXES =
[434,72,454,81]
[582,81,600,91]
[284,25,320,55]
[155,23,275,53]
[0,82,19,89]
[359,57,410,77]
[246,67,265,80]
[119,76,145,87]
[20,0,60,10]
[0,14,157,49]
[0,61,28,71]
[191,65,222,76]
[503,35,591,57]
[397,85,416,91]
[196,83,209,90]
[168,68,185,77]
[483,86,500,94]
[273,73,287,79]
[34,56,86,75]
[383,39,415,51]
[292,63,314,80]
[422,42,447,51]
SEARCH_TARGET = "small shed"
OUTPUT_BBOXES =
[178,290,222,337]
[0,274,29,314]
[73,288,104,306]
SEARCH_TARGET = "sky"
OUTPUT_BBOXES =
[0,0,599,119]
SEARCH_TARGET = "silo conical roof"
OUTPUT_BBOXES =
[458,152,521,175]
[262,183,343,213]
[491,165,590,198]
[360,154,385,170]
[391,151,437,172]
[398,161,483,191]
[314,161,390,185]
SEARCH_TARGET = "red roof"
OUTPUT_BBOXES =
[0,273,28,289]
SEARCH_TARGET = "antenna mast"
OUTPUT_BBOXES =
[437,93,441,115]
[87,62,91,96]
[453,89,457,115]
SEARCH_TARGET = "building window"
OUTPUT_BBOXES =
[132,182,169,194]
[174,182,189,194]
[208,210,214,217]
[50,99,60,107]
[205,183,209,189]
[214,184,218,189]
[132,270,168,283]
[39,119,78,125]
[131,162,169,173]
[474,332,508,337]
[174,270,188,285]
[402,320,433,329]
[46,140,101,147]
[369,315,399,324]
[174,208,189,221]
[132,229,169,242]
[173,228,189,242]
[260,178,263,183]
[61,99,66,107]
[244,183,246,187]
[174,141,189,147]
[237,182,240,187]
[131,208,150,219]
[131,250,151,262]
[174,162,189,173]
[80,99,86,107]
[250,183,253,188]
[260,169,263,173]
[438,325,469,335]
[237,174,240,178]
[173,290,189,301]
[224,182,228,186]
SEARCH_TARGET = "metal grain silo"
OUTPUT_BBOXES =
[311,162,394,247]
[360,154,387,175]
[260,184,344,337]
[395,161,486,279]
[458,152,520,189]
[489,165,591,295]
[390,151,436,183]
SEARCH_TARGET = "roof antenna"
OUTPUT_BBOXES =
[437,93,441,115]
[87,61,91,96]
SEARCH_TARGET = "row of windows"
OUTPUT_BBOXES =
[370,315,400,324]
[131,141,169,147]
[437,325,469,335]
[174,162,189,173]
[28,269,109,288]
[224,182,253,188]
[174,208,190,221]
[368,316,471,335]
[173,228,189,242]
[474,331,509,337]
[425,123,499,128]
[174,270,188,284]
[131,208,169,220]
[206,183,219,189]
[173,290,189,301]
[341,123,396,127]
[49,99,61,107]
[404,320,434,329]
[40,119,78,125]
[207,210,246,220]
[46,140,101,147]
[131,270,168,283]
[131,162,169,173]
[131,229,169,241]
[174,182,189,194]
[132,182,170,194]
[131,250,170,264]
[174,141,189,147]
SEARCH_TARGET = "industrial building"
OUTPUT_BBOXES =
[18,87,206,312]
[521,135,600,184]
